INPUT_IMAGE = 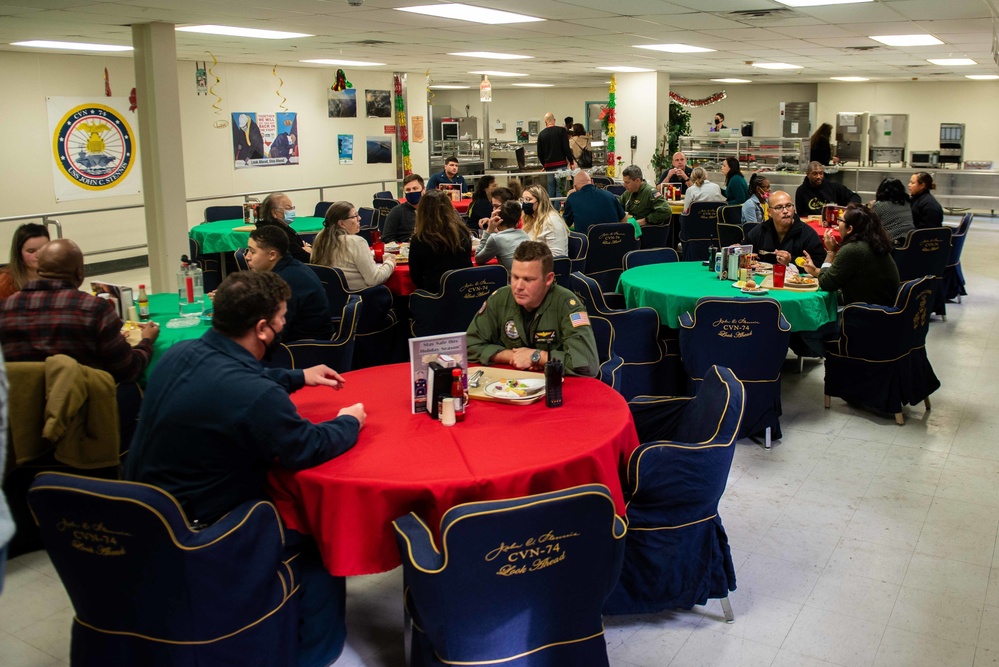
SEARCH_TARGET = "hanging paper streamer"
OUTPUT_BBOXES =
[669,90,727,107]
[394,74,412,175]
[332,69,353,92]
[425,69,434,104]
[273,65,287,112]
[206,51,225,123]
[128,87,137,112]
[104,68,111,97]
[606,75,617,178]
[195,61,208,95]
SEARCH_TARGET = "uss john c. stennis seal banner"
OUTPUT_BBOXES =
[47,97,142,202]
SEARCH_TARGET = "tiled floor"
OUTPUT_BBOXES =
[3,219,998,666]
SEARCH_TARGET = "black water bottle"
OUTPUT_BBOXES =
[545,358,563,408]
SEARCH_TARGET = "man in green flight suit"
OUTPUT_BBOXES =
[620,165,672,226]
[467,241,599,377]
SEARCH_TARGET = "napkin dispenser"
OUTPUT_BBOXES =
[426,362,455,420]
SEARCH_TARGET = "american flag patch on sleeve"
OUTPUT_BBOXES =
[569,312,590,328]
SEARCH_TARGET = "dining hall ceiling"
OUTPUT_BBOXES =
[0,0,996,87]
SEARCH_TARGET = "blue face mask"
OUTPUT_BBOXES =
[521,201,535,216]
[283,208,297,223]
[405,191,422,206]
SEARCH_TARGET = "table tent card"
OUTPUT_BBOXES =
[409,333,468,414]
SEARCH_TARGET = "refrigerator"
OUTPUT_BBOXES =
[868,114,908,165]
[836,112,869,165]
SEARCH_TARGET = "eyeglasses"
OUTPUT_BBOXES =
[771,204,795,212]
[347,214,361,220]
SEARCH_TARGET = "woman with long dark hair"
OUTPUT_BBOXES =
[809,123,838,166]
[0,223,50,299]
[873,177,914,243]
[408,189,472,292]
[909,172,944,229]
[311,200,395,291]
[468,175,496,233]
[721,157,749,205]
[802,203,899,306]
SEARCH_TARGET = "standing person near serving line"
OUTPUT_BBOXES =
[257,192,311,263]
[476,201,530,272]
[682,167,726,215]
[742,173,770,224]
[124,270,365,667]
[809,123,839,166]
[794,162,861,217]
[521,185,569,257]
[709,112,726,133]
[562,171,625,236]
[569,124,592,168]
[872,177,915,244]
[657,151,693,196]
[0,223,49,300]
[745,191,825,268]
[467,175,497,234]
[721,157,749,205]
[909,172,944,229]
[536,112,575,198]
[426,156,468,195]
[408,189,473,293]
[311,201,395,291]
[382,173,424,243]
[467,241,598,377]
[621,165,671,226]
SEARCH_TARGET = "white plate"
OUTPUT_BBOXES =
[741,287,769,295]
[784,280,818,290]
[484,379,545,400]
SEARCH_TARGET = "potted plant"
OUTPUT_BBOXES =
[652,101,692,179]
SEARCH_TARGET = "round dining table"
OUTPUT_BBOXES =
[266,363,640,576]
[619,262,838,332]
[190,216,325,254]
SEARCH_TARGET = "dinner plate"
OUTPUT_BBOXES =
[484,379,545,400]
[784,280,818,290]
[741,287,769,295]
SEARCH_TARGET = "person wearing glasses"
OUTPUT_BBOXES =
[311,201,395,291]
[744,191,825,268]
[256,192,311,263]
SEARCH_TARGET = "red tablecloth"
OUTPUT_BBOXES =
[384,263,415,296]
[267,363,639,576]
[802,217,842,243]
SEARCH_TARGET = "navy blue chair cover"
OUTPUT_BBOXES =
[584,223,639,295]
[358,207,375,228]
[27,472,302,667]
[567,231,589,274]
[943,213,973,302]
[374,190,394,199]
[742,221,760,238]
[233,247,249,272]
[313,201,333,218]
[591,176,613,189]
[716,222,744,248]
[623,248,679,271]
[571,272,684,399]
[679,202,724,262]
[679,297,790,448]
[204,205,244,223]
[605,366,744,617]
[393,484,626,667]
[409,265,508,337]
[553,255,571,289]
[189,238,221,292]
[372,198,400,233]
[824,277,940,424]
[893,226,952,320]
[267,294,362,372]
[606,184,625,196]
[639,222,672,250]
[590,315,625,393]
[307,264,399,369]
[718,205,743,227]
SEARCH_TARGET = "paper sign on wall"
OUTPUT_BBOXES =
[232,112,298,169]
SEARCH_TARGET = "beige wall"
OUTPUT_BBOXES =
[670,83,819,138]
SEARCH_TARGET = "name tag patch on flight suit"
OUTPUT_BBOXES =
[534,330,556,345]
[505,320,519,339]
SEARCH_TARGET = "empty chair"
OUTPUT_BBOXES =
[266,294,362,372]
[591,175,613,189]
[514,146,526,171]
[640,220,672,250]
[824,276,940,425]
[679,297,790,448]
[204,205,244,223]
[189,237,222,292]
[623,247,679,271]
[358,207,375,229]
[604,365,744,619]
[553,255,572,289]
[716,222,744,248]
[393,484,626,667]
[680,201,725,262]
[606,184,625,196]
[590,315,625,392]
[943,212,973,303]
[892,226,952,320]
[313,201,333,218]
[233,247,249,272]
[567,231,589,274]
[28,472,302,667]
[409,265,507,337]
[373,190,394,199]
[584,223,639,295]
[372,198,400,233]
[718,204,743,227]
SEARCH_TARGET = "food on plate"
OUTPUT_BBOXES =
[786,274,817,286]
[504,379,532,397]
[745,279,757,290]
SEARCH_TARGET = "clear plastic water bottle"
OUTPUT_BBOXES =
[177,255,204,317]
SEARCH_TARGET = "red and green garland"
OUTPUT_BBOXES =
[604,75,617,177]
[669,90,726,107]
[394,75,412,176]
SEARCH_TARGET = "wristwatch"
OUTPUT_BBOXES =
[530,349,542,365]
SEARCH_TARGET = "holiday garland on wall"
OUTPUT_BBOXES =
[394,75,412,176]
[605,75,617,178]
[669,90,727,107]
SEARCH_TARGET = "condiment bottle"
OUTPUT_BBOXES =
[371,229,384,263]
[451,368,465,422]
[137,284,149,321]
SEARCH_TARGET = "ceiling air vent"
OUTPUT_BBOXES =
[344,39,395,46]
[728,8,799,20]
[844,46,880,52]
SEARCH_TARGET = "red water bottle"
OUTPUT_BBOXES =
[451,368,465,422]
[371,230,384,263]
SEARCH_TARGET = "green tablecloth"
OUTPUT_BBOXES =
[189,217,325,254]
[145,292,212,380]
[618,262,838,332]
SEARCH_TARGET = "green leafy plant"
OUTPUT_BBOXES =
[651,101,691,178]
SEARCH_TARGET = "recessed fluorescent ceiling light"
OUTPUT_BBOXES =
[634,44,715,53]
[11,40,132,52]
[927,58,976,66]
[830,76,869,81]
[597,66,655,72]
[512,83,554,87]
[966,74,999,80]
[429,85,471,89]
[301,59,385,67]
[449,51,532,60]
[468,70,527,77]
[177,25,312,39]
[869,34,942,46]
[774,0,871,6]
[752,63,802,70]
[711,78,751,83]
[396,4,543,25]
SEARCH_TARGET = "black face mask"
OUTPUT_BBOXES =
[261,322,284,362]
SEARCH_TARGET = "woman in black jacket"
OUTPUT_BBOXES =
[908,172,944,229]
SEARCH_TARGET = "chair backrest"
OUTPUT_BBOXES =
[742,221,760,238]
[949,213,973,266]
[392,484,626,666]
[584,223,639,293]
[358,207,375,229]
[838,276,936,360]
[716,222,744,248]
[606,184,625,196]
[204,205,244,223]
[639,222,672,250]
[553,256,571,289]
[233,247,249,272]
[623,248,679,271]
[680,202,724,261]
[267,295,362,372]
[892,226,953,281]
[569,271,616,313]
[27,472,296,661]
[314,201,333,218]
[372,199,399,233]
[189,238,221,292]
[718,204,743,227]
[956,212,974,237]
[374,190,394,199]
[514,146,526,170]
[409,265,508,337]
[567,231,589,274]
[591,176,613,189]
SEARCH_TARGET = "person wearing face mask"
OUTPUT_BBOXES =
[520,185,569,257]
[256,191,311,263]
[742,173,770,224]
[311,201,395,291]
[124,269,365,667]
[709,112,727,133]
[744,191,825,268]
[383,173,425,243]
